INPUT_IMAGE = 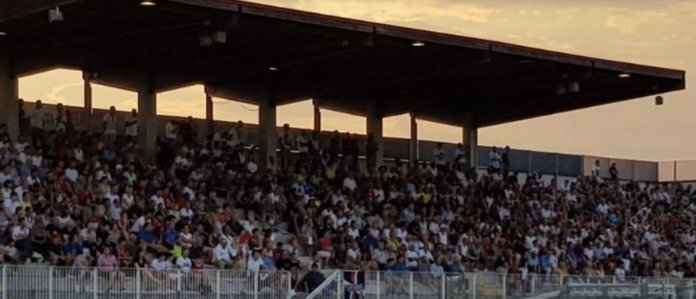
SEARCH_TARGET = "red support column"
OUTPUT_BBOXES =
[313,98,321,133]
[83,71,93,133]
[206,93,214,135]
[410,113,418,162]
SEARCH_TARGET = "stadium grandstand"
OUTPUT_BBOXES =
[0,0,690,298]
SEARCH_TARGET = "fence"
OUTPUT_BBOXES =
[1,266,291,299]
[2,266,696,299]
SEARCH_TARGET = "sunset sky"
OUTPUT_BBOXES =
[19,0,694,162]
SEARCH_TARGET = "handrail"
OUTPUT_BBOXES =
[305,270,340,299]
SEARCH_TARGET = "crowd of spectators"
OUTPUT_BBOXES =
[1,99,696,293]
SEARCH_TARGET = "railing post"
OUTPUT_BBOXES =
[92,269,98,299]
[409,272,414,299]
[254,272,259,299]
[503,274,507,299]
[441,274,446,299]
[48,267,54,299]
[336,272,341,299]
[177,270,182,299]
[136,268,142,299]
[531,275,536,294]
[287,270,292,294]
[2,265,7,299]
[376,271,381,299]
[472,273,477,299]
[215,270,221,299]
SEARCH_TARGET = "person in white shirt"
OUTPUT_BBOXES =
[11,222,30,241]
[103,106,118,145]
[124,109,138,141]
[433,143,446,166]
[212,239,237,269]
[30,100,46,145]
[247,251,266,273]
[489,147,502,172]
[454,143,467,165]
[165,120,178,141]
[176,249,193,273]
[65,162,79,182]
[342,173,357,192]
[151,253,173,272]
[592,160,602,179]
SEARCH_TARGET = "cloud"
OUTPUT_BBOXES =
[268,0,498,24]
[46,83,83,104]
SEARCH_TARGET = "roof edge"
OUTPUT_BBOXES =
[171,0,685,80]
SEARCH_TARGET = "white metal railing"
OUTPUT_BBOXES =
[305,270,341,299]
[1,265,291,299]
[2,266,696,299]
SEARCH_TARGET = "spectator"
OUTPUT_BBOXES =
[103,106,118,146]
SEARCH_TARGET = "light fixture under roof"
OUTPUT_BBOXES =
[0,32,6,36]
[140,0,156,6]
[412,41,426,47]
[619,72,631,78]
[269,66,279,71]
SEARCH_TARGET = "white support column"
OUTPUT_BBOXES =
[258,89,277,169]
[0,56,20,140]
[137,74,157,161]
[463,113,478,169]
[409,113,418,162]
[366,102,383,169]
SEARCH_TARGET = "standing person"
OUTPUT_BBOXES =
[297,130,310,165]
[103,106,118,146]
[19,99,30,138]
[124,109,138,143]
[592,160,601,179]
[309,131,321,167]
[454,143,467,166]
[54,103,67,139]
[502,146,511,175]
[349,134,359,168]
[366,132,379,171]
[489,146,502,173]
[165,119,178,143]
[30,100,46,146]
[609,162,619,182]
[230,121,245,149]
[328,130,341,162]
[433,143,446,167]
[278,124,292,170]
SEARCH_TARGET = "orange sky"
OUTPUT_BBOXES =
[19,0,694,162]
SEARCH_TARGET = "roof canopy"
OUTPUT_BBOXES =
[0,0,686,127]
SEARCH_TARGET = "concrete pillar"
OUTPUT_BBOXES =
[409,113,418,162]
[137,75,157,160]
[0,56,19,140]
[366,103,383,168]
[313,98,321,132]
[83,71,93,132]
[258,90,277,168]
[463,113,478,169]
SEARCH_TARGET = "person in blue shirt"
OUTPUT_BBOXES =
[163,222,180,247]
[527,252,540,273]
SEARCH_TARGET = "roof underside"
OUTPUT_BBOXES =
[0,0,686,127]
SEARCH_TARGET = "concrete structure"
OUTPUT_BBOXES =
[0,0,686,165]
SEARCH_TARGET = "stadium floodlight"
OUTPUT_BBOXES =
[269,66,279,71]
[49,7,64,23]
[140,0,157,6]
[412,41,426,47]
[0,32,6,36]
[619,72,631,78]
